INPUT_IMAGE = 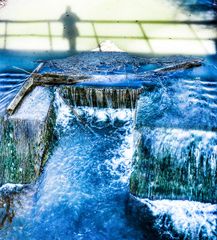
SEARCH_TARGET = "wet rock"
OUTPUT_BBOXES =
[126,195,160,240]
[0,183,25,197]
[0,183,28,229]
[130,127,217,203]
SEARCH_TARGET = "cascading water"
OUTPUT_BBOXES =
[0,55,217,239]
[60,87,141,109]
[0,84,216,239]
[0,92,147,239]
[138,198,217,239]
[137,127,217,200]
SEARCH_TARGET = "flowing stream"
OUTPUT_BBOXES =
[0,74,216,239]
[0,93,148,239]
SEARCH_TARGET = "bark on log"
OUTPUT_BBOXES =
[32,73,89,86]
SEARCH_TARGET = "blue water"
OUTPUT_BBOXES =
[0,104,148,240]
[0,68,217,239]
[0,73,27,115]
[0,50,216,239]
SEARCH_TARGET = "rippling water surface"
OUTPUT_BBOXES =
[0,73,27,115]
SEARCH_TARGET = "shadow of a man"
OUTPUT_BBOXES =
[60,6,79,52]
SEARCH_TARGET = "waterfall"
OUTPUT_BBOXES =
[0,89,216,239]
[59,86,141,109]
[146,127,217,183]
[0,70,216,239]
[0,101,147,240]
[131,127,217,203]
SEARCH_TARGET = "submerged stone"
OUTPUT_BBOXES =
[0,183,25,197]
[0,183,30,229]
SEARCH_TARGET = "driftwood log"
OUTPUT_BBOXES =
[7,63,44,115]
[152,60,202,74]
[7,69,89,115]
[33,73,89,86]
[7,59,203,115]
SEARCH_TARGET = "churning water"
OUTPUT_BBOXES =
[0,93,147,239]
[0,76,216,239]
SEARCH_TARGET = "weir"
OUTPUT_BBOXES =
[0,46,216,239]
[60,86,141,109]
[0,50,216,199]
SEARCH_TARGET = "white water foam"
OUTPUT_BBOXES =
[54,90,73,131]
[105,123,134,184]
[139,198,217,239]
[0,183,24,195]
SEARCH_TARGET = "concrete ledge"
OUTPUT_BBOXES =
[0,86,55,185]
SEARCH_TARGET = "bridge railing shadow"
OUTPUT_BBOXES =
[0,18,216,54]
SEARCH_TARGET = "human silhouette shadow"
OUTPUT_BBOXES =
[60,6,79,52]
